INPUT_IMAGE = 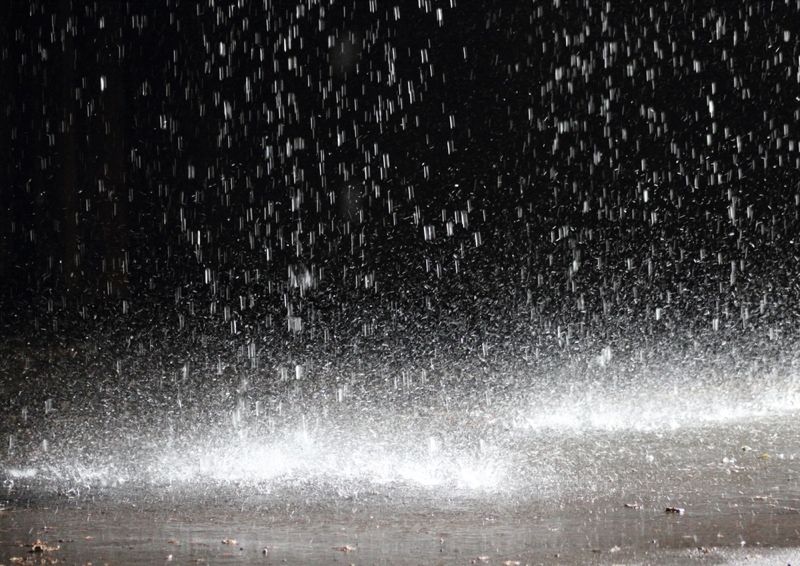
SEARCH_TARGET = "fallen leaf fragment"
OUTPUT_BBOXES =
[28,539,60,552]
[665,507,685,515]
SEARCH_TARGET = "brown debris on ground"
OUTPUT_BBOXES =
[333,544,356,552]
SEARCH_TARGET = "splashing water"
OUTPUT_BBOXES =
[4,364,799,497]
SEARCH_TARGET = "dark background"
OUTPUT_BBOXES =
[1,0,800,413]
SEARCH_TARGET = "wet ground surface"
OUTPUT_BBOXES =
[2,415,800,564]
[2,492,800,565]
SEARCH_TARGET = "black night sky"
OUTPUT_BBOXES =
[8,0,800,429]
[3,0,800,407]
[2,0,800,404]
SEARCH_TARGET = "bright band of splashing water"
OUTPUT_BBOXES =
[4,378,800,491]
